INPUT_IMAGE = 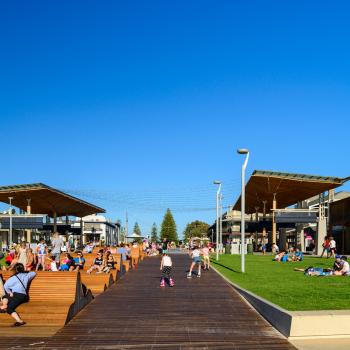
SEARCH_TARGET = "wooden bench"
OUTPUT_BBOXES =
[72,254,119,296]
[74,253,126,274]
[80,271,115,296]
[0,271,93,337]
[122,259,130,272]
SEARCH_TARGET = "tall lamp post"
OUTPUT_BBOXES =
[8,197,13,246]
[213,181,222,261]
[237,148,249,273]
[219,193,223,254]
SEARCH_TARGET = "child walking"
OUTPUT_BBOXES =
[201,243,210,271]
[160,253,174,287]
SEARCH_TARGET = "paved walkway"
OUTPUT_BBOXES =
[5,254,296,349]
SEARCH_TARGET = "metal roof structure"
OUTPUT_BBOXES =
[233,170,349,214]
[0,183,105,218]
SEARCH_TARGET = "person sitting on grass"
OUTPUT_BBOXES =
[280,251,290,262]
[294,266,334,276]
[334,256,350,276]
[292,248,304,262]
[73,251,85,271]
[86,251,105,274]
[333,255,343,272]
[273,251,289,262]
[0,263,36,327]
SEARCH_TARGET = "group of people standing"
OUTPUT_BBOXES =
[2,233,66,272]
[159,243,211,287]
[320,236,337,258]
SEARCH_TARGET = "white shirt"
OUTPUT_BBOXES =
[192,249,200,258]
[342,261,349,274]
[330,240,336,249]
[51,262,58,272]
[162,256,172,267]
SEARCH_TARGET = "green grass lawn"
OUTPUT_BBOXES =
[211,254,350,311]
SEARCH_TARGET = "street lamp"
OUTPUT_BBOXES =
[8,197,13,246]
[237,148,249,273]
[213,181,222,261]
[219,193,223,254]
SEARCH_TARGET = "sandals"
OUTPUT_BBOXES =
[12,321,26,327]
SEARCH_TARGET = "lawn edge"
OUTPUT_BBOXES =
[211,260,350,339]
[210,262,293,338]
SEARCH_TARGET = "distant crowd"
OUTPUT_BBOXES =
[0,235,177,273]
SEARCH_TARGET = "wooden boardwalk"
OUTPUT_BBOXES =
[3,253,296,350]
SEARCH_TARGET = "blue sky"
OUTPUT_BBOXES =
[1,1,350,237]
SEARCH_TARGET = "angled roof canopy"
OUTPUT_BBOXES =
[233,170,349,214]
[0,183,105,218]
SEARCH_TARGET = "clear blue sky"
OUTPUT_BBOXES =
[1,1,350,237]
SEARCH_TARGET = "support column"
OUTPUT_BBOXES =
[255,207,259,251]
[316,193,327,255]
[262,200,267,240]
[81,218,86,245]
[26,199,32,243]
[279,228,288,251]
[272,194,277,250]
[53,212,57,233]
[328,189,335,234]
[296,201,304,251]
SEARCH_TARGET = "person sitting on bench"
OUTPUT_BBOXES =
[0,263,36,327]
[87,252,105,274]
[102,252,115,273]
[60,253,76,271]
[73,251,85,271]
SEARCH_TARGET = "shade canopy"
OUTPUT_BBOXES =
[0,183,105,218]
[233,170,348,214]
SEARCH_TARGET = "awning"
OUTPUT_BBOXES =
[233,170,348,214]
[0,183,105,218]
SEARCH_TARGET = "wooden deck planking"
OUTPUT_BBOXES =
[1,254,296,349]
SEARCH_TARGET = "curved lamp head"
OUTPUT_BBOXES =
[237,148,249,155]
[213,181,221,185]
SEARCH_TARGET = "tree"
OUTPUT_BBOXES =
[160,209,178,242]
[133,222,141,236]
[151,223,158,242]
[183,220,210,241]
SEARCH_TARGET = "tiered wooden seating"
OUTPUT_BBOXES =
[122,259,130,272]
[0,271,92,337]
[80,272,113,296]
[80,253,123,273]
[73,253,118,296]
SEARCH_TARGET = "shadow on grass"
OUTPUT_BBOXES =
[211,260,241,274]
